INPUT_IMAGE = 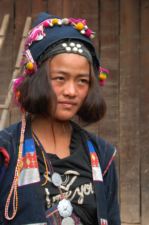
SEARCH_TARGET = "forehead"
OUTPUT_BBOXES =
[49,53,90,69]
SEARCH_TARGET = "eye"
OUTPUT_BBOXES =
[51,75,65,82]
[78,78,90,85]
[56,76,65,81]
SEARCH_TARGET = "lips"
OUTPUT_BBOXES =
[58,101,77,109]
[58,100,77,105]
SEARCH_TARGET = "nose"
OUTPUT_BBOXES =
[63,81,77,97]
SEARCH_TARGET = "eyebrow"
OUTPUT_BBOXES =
[50,69,90,77]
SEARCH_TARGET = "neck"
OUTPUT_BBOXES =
[32,115,70,133]
[31,115,72,158]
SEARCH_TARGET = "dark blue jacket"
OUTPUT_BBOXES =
[0,120,121,225]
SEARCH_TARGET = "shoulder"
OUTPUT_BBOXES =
[86,130,116,158]
[86,131,117,176]
[0,122,21,145]
[0,122,21,182]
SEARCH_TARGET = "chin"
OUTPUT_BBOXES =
[54,112,76,121]
[54,116,73,121]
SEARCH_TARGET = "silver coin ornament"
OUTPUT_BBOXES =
[61,217,75,225]
[57,199,73,218]
[51,172,62,187]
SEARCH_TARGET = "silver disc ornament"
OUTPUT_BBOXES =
[61,217,75,225]
[57,199,73,217]
[51,172,62,187]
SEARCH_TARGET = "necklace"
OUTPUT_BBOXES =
[32,132,77,225]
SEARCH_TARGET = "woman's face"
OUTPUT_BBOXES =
[49,53,90,121]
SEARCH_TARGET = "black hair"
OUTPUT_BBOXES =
[17,61,106,123]
[18,63,56,117]
[77,69,106,123]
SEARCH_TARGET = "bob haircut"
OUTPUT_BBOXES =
[17,59,106,123]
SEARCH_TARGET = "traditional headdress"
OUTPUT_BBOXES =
[13,12,109,100]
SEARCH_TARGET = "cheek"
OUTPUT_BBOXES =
[51,83,60,98]
[80,86,89,102]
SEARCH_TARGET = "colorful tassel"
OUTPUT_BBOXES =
[99,67,109,86]
[26,62,34,71]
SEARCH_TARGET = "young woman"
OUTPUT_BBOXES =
[0,12,121,225]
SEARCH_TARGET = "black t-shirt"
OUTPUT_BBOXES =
[35,123,98,225]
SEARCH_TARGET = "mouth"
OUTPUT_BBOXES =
[58,101,77,108]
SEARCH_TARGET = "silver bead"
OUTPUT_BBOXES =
[72,47,78,52]
[76,44,82,48]
[66,46,71,52]
[70,42,75,47]
[62,43,67,48]
[78,49,83,54]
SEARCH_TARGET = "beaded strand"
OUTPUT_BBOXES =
[41,150,49,186]
[32,132,49,186]
[4,113,26,220]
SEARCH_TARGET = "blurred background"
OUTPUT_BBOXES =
[0,0,148,224]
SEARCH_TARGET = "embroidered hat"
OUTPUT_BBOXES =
[28,12,99,70]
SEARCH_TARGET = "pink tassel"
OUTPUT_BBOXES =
[13,77,25,93]
[25,25,46,48]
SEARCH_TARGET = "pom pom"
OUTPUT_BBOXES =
[85,29,92,38]
[26,62,34,70]
[99,73,107,80]
[99,67,109,86]
[90,33,95,39]
[75,22,84,31]
[25,61,37,76]
[43,19,50,27]
[62,18,70,25]
[52,18,59,25]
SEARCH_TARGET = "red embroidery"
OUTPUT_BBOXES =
[22,152,38,169]
[103,148,116,177]
[90,152,99,167]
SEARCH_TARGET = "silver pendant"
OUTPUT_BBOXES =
[51,172,62,187]
[61,217,75,225]
[57,199,73,217]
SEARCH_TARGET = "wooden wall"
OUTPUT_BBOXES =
[0,0,149,224]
